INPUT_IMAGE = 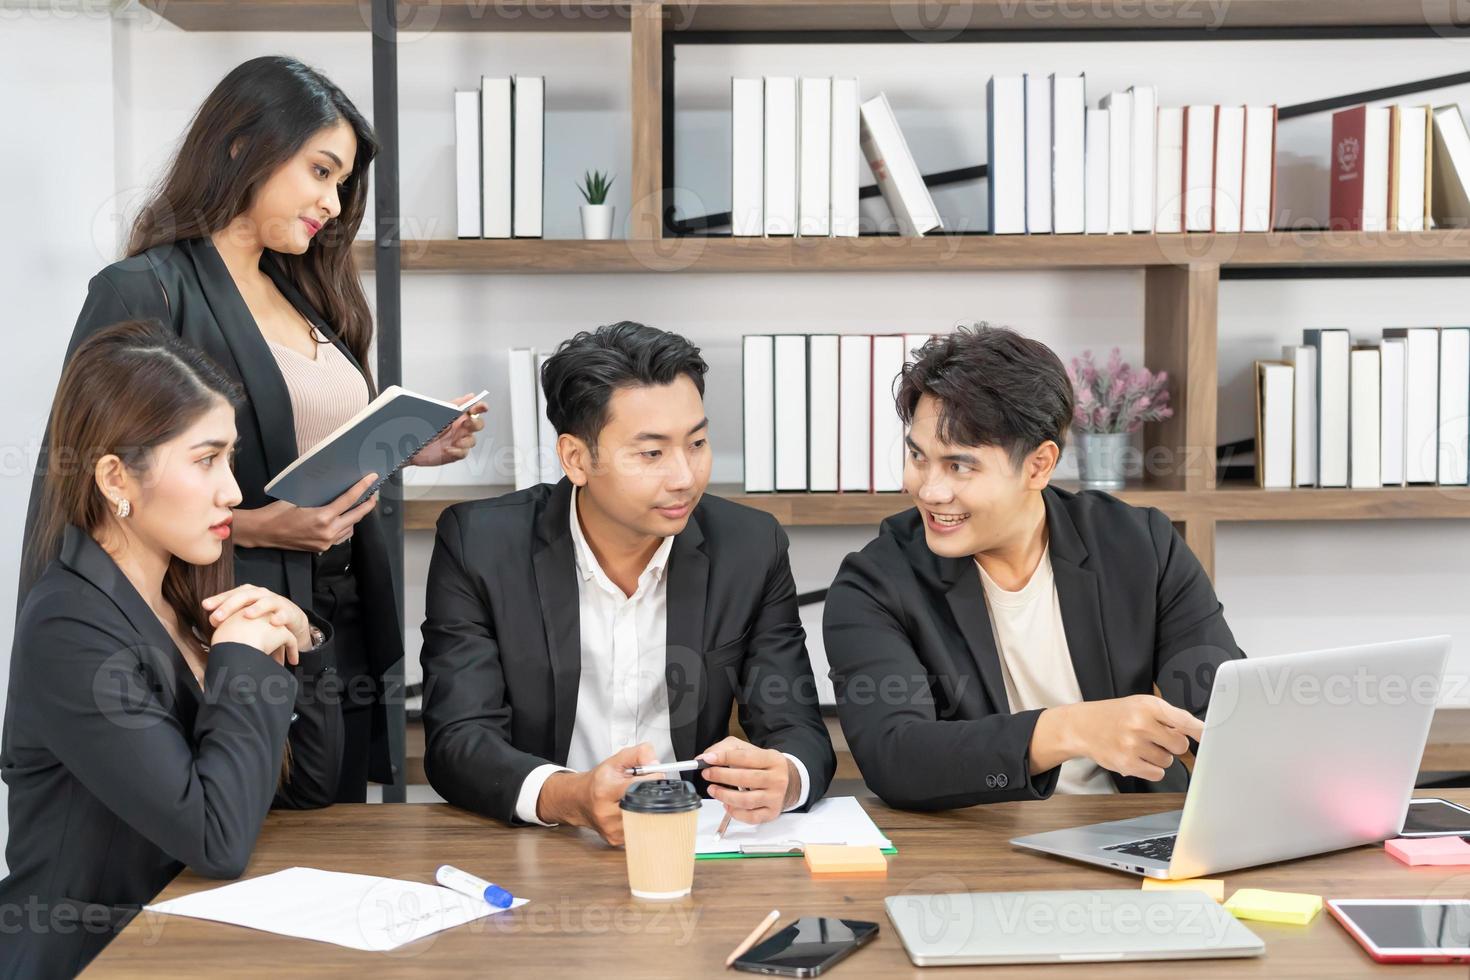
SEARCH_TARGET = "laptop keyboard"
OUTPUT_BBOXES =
[1104,833,1177,862]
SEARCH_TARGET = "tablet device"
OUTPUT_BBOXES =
[1400,798,1470,837]
[1328,899,1470,964]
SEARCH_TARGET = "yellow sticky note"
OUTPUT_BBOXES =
[803,844,887,877]
[1223,888,1322,926]
[1141,877,1225,903]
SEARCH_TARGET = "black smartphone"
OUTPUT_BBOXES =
[732,916,879,978]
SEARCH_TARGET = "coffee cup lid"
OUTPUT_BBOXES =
[620,778,700,814]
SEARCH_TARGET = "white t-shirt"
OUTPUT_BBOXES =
[976,548,1116,795]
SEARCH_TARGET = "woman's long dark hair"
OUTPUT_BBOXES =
[28,321,245,641]
[127,55,379,375]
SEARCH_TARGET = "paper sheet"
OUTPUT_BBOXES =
[696,795,893,856]
[145,867,527,951]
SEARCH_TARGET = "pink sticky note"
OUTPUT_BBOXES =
[1386,836,1470,867]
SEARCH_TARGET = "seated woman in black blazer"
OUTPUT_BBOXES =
[1,321,342,979]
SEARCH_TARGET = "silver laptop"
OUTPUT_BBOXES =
[1011,636,1450,880]
[885,889,1264,965]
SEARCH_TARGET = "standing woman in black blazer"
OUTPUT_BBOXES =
[3,322,341,978]
[20,56,485,801]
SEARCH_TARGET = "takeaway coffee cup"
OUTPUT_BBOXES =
[620,778,701,900]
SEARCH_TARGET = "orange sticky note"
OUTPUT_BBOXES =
[1386,836,1470,867]
[803,844,887,877]
[1141,877,1226,902]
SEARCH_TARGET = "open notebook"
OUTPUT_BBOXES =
[697,796,895,860]
[265,386,488,508]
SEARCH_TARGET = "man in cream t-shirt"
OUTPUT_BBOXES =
[823,325,1245,810]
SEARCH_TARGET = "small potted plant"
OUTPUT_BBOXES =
[578,169,616,240]
[1068,348,1173,490]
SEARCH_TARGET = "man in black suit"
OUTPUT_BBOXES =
[823,325,1244,811]
[421,322,834,844]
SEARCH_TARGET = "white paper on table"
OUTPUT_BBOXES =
[144,867,528,951]
[696,796,892,856]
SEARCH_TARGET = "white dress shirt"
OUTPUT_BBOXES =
[515,487,810,824]
[976,548,1116,795]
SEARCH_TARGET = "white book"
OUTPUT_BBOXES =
[987,76,1027,235]
[1051,73,1087,234]
[1395,105,1430,232]
[838,335,872,492]
[1438,326,1470,485]
[830,78,861,237]
[535,351,561,485]
[1128,85,1157,232]
[1154,107,1185,233]
[1024,73,1052,233]
[871,335,906,491]
[799,77,832,237]
[808,335,840,491]
[1184,105,1217,231]
[858,92,941,236]
[481,77,513,239]
[512,76,544,238]
[1380,338,1407,487]
[774,335,809,490]
[742,336,775,492]
[1304,329,1351,488]
[731,78,765,237]
[454,90,481,239]
[507,348,540,490]
[764,77,799,236]
[1431,104,1470,228]
[1349,347,1382,489]
[1256,361,1294,489]
[1362,107,1392,233]
[1282,343,1318,487]
[1213,106,1246,234]
[1242,105,1277,232]
[1100,91,1132,234]
[1085,107,1110,234]
[1384,328,1440,483]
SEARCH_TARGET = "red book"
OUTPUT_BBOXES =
[1330,106,1390,231]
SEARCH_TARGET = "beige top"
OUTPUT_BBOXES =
[976,548,1116,796]
[265,327,371,456]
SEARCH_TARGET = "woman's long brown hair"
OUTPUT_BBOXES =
[28,321,245,643]
[126,55,379,376]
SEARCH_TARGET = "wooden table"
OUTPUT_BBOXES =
[89,792,1470,977]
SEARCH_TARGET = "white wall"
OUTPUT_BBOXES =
[6,14,1470,863]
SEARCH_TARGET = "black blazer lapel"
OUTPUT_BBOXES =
[941,568,1012,715]
[58,525,201,715]
[532,480,582,764]
[664,515,708,761]
[1045,488,1118,704]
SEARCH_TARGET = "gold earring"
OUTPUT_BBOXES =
[115,497,131,519]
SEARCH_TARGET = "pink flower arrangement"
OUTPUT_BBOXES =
[1068,348,1174,434]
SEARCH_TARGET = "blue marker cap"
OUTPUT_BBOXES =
[481,882,514,909]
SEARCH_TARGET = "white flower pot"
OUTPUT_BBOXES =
[580,204,615,240]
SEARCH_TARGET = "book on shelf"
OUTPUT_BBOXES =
[859,92,941,236]
[870,335,907,491]
[454,90,481,239]
[1380,337,1407,487]
[481,76,513,239]
[838,335,872,492]
[1213,106,1246,234]
[987,75,1026,235]
[1303,328,1350,488]
[1154,107,1185,233]
[774,334,810,491]
[743,335,776,493]
[507,348,540,490]
[1127,85,1157,233]
[1438,326,1470,486]
[1349,346,1382,489]
[1084,107,1110,235]
[512,76,544,239]
[764,77,799,237]
[831,79,862,238]
[799,77,833,238]
[808,335,841,492]
[731,78,765,237]
[1383,327,1440,484]
[1254,360,1294,489]
[1281,343,1318,487]
[535,351,562,485]
[1024,73,1052,234]
[1241,105,1278,233]
[1099,90,1131,234]
[1183,104,1216,232]
[1052,73,1087,235]
[1431,105,1470,228]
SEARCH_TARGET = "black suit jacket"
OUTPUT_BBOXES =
[0,525,342,979]
[420,479,836,824]
[19,237,399,782]
[822,486,1244,811]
